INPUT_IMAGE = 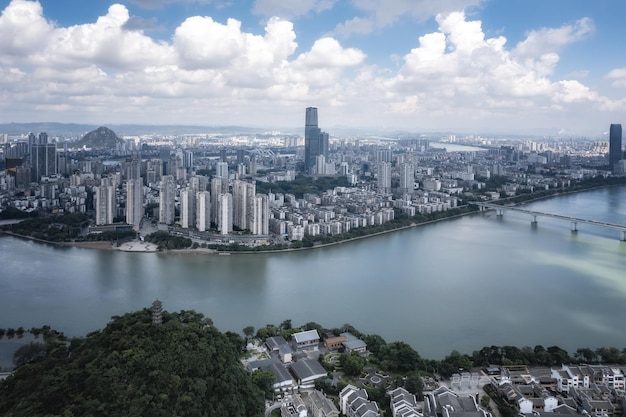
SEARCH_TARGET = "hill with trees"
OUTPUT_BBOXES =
[0,309,264,417]
[72,126,124,149]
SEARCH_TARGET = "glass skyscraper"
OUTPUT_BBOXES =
[304,107,329,173]
[609,123,623,171]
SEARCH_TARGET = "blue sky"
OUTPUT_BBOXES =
[1,0,626,136]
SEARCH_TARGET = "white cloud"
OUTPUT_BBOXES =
[512,17,594,60]
[0,1,622,133]
[0,0,53,61]
[605,67,626,88]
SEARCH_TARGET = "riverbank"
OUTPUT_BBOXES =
[3,181,625,255]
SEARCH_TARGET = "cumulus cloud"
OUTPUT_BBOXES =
[605,67,626,88]
[0,0,53,61]
[0,1,622,133]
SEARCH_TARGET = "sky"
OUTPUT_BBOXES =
[1,0,626,136]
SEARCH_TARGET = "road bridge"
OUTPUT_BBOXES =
[475,202,626,241]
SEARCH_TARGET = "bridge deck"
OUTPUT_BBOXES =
[477,203,626,231]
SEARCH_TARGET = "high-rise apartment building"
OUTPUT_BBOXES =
[251,194,269,235]
[126,178,144,228]
[217,193,233,235]
[196,191,211,232]
[609,124,623,172]
[216,161,229,179]
[399,163,414,194]
[377,162,392,194]
[210,177,223,226]
[180,187,196,229]
[159,175,176,224]
[232,180,255,231]
[304,107,329,172]
[94,178,116,225]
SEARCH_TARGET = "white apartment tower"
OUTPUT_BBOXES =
[217,193,233,235]
[210,177,223,226]
[232,180,256,231]
[180,187,196,229]
[159,175,176,224]
[126,178,144,229]
[94,178,115,225]
[216,161,229,179]
[196,191,211,232]
[251,194,269,235]
[377,162,392,194]
[399,163,414,194]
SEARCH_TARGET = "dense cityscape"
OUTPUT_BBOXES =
[0,108,625,252]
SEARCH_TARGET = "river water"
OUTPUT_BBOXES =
[1,186,626,364]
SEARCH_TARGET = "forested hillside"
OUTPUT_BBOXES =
[0,309,264,417]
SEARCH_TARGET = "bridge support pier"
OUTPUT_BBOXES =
[621,230,626,241]
[571,222,578,232]
[497,209,503,217]
[531,215,537,224]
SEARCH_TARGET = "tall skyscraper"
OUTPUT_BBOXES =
[196,191,211,232]
[30,143,57,182]
[180,187,196,229]
[609,124,623,171]
[159,175,176,224]
[377,162,392,194]
[126,178,144,228]
[232,180,255,231]
[210,177,223,226]
[304,107,329,172]
[251,194,269,235]
[216,161,229,179]
[399,163,414,194]
[94,178,116,225]
[217,193,233,235]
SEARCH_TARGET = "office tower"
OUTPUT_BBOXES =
[30,143,57,182]
[38,132,48,144]
[248,156,257,175]
[251,194,269,235]
[94,178,116,225]
[236,149,245,165]
[609,124,623,171]
[220,149,227,162]
[399,163,414,194]
[183,150,193,169]
[27,132,36,155]
[196,191,211,232]
[159,175,176,224]
[180,187,195,229]
[216,161,229,179]
[126,178,144,228]
[377,162,392,194]
[217,193,233,235]
[304,107,330,172]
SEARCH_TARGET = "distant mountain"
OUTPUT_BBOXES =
[72,126,124,149]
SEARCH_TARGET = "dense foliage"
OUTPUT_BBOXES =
[2,213,89,242]
[144,230,192,250]
[255,175,349,198]
[0,310,265,417]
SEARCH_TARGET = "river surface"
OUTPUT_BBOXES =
[1,186,626,365]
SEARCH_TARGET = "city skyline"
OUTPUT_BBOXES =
[1,1,626,136]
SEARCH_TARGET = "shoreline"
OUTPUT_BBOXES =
[2,182,624,255]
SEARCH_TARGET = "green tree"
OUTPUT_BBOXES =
[404,372,424,399]
[251,370,276,399]
[243,326,255,339]
[339,353,366,376]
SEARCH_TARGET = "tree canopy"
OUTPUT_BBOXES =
[0,309,264,417]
